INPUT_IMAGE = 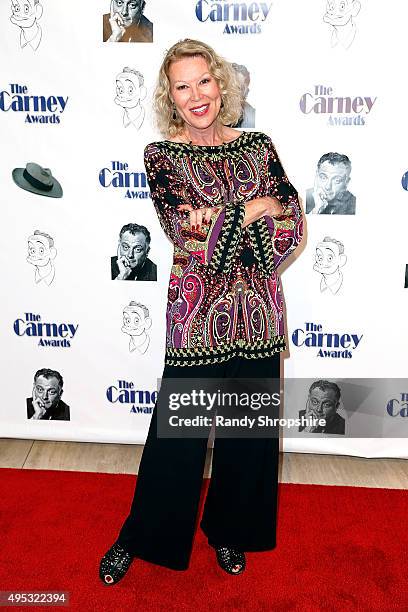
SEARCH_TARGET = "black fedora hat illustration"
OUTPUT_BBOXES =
[12,162,63,198]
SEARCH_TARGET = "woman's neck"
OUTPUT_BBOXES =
[182,123,226,146]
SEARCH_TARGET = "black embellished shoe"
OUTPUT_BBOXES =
[215,546,246,575]
[99,542,134,585]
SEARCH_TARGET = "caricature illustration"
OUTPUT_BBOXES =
[313,236,347,294]
[10,0,43,51]
[122,301,152,353]
[27,230,57,286]
[323,0,361,49]
[306,153,356,215]
[299,380,345,435]
[103,0,153,43]
[27,368,70,421]
[231,63,255,128]
[115,67,146,129]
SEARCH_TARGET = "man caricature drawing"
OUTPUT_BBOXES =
[103,0,153,42]
[10,0,43,51]
[313,237,347,294]
[27,230,57,286]
[122,301,152,353]
[115,68,146,129]
[323,0,361,49]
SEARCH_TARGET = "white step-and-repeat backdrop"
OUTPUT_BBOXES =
[1,1,407,457]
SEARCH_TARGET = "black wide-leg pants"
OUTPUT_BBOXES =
[116,354,281,571]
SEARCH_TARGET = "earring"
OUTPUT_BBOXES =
[172,104,177,120]
[220,98,224,109]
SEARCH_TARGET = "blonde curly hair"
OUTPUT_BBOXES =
[153,38,243,138]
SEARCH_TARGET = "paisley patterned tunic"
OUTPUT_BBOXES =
[144,130,303,366]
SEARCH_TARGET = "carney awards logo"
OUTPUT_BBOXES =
[13,312,78,348]
[0,83,68,124]
[292,322,363,358]
[195,0,273,34]
[99,161,150,200]
[386,393,408,417]
[106,380,157,414]
[299,84,376,126]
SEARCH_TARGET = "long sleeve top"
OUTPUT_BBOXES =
[144,130,304,367]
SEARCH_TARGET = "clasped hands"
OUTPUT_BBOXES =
[177,196,284,231]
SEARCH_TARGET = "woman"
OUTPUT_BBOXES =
[99,38,303,584]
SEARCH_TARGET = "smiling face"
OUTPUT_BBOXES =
[168,55,222,132]
[314,241,341,274]
[111,0,145,27]
[119,231,148,268]
[27,236,55,267]
[34,375,62,411]
[115,75,141,108]
[324,0,359,26]
[316,161,350,201]
[10,0,37,27]
[122,306,145,335]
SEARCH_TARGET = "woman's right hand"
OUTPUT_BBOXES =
[258,196,284,217]
[241,196,286,229]
[177,204,222,230]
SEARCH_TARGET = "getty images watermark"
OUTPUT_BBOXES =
[155,377,408,439]
[168,388,325,430]
[155,377,327,438]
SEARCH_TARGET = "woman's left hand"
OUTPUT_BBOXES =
[177,204,222,230]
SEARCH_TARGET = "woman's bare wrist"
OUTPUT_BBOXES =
[242,199,264,228]
[242,197,280,228]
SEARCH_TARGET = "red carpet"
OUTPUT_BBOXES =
[0,468,407,611]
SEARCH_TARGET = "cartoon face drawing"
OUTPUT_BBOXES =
[27,231,57,286]
[323,0,361,49]
[10,0,43,50]
[115,67,146,128]
[313,237,347,294]
[121,301,151,353]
